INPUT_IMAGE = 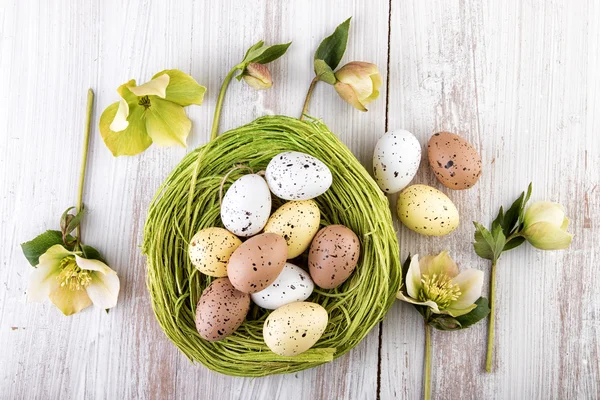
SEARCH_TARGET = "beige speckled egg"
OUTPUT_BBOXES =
[195,277,250,342]
[428,132,482,190]
[263,200,321,259]
[397,184,459,236]
[227,233,288,294]
[308,225,360,289]
[188,227,242,277]
[263,302,328,356]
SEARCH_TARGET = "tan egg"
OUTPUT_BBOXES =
[263,302,328,356]
[428,132,482,190]
[195,277,250,342]
[308,225,361,289]
[227,233,288,294]
[397,184,459,236]
[188,227,242,277]
[263,200,321,259]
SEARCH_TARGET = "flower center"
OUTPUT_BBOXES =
[56,256,92,291]
[418,273,461,309]
[138,95,151,109]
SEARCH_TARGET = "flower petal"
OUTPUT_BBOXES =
[75,255,115,275]
[109,97,130,132]
[444,303,477,317]
[406,254,422,299]
[153,69,207,106]
[523,201,565,228]
[397,292,441,313]
[27,260,62,302]
[333,81,367,111]
[420,251,459,278]
[561,216,569,230]
[144,98,191,147]
[99,102,152,156]
[128,73,169,98]
[449,269,484,310]
[523,222,574,250]
[86,272,120,309]
[49,286,92,316]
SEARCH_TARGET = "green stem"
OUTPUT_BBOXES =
[211,66,240,140]
[75,89,94,249]
[300,77,319,120]
[424,322,432,400]
[486,261,498,373]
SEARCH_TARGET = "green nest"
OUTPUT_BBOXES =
[143,115,401,377]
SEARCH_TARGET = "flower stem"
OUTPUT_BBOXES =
[300,77,319,120]
[424,322,432,400]
[211,66,240,140]
[75,89,94,249]
[486,261,498,373]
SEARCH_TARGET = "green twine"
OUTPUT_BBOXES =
[142,115,401,377]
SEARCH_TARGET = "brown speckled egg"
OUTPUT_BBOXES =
[227,233,288,294]
[428,132,482,190]
[195,277,250,342]
[308,225,361,289]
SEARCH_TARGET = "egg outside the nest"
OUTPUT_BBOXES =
[373,129,421,194]
[220,174,272,237]
[250,263,314,310]
[397,184,459,236]
[427,131,482,190]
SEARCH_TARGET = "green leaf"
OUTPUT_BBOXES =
[491,224,507,257]
[313,59,337,85]
[60,207,76,233]
[81,245,108,265]
[242,40,265,64]
[251,42,292,64]
[144,97,191,148]
[519,183,533,225]
[99,102,152,157]
[473,222,494,260]
[503,236,526,251]
[152,69,206,107]
[491,206,504,233]
[428,315,462,331]
[21,230,65,266]
[454,297,491,328]
[65,206,85,236]
[503,191,525,236]
[314,17,351,71]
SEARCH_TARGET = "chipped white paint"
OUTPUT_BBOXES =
[0,0,598,399]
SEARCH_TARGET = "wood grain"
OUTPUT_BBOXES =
[0,0,597,399]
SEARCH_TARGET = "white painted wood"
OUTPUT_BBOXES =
[0,0,598,399]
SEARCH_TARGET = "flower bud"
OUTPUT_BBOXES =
[333,61,382,111]
[242,63,273,90]
[522,201,573,250]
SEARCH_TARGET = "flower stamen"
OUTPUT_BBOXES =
[418,273,461,309]
[56,257,92,291]
[138,95,151,109]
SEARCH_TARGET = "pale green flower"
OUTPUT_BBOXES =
[242,63,273,90]
[99,69,206,156]
[397,251,484,317]
[27,245,120,316]
[333,61,382,111]
[522,201,573,250]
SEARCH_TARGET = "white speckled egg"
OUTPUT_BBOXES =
[188,227,242,277]
[263,200,321,258]
[373,129,421,194]
[251,263,314,309]
[263,302,328,356]
[397,184,459,236]
[265,151,332,200]
[221,174,271,237]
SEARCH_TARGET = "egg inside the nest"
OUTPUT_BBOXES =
[250,263,314,309]
[220,174,272,237]
[397,184,459,236]
[427,131,482,190]
[188,227,241,277]
[373,129,421,194]
[265,151,332,200]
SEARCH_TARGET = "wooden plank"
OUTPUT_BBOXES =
[381,0,600,399]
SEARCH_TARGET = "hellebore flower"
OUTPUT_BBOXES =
[522,201,573,250]
[27,245,120,316]
[242,63,273,90]
[99,69,206,156]
[397,251,484,317]
[333,61,382,111]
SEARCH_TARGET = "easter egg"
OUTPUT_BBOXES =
[265,151,332,200]
[427,132,482,190]
[250,263,314,309]
[227,233,287,294]
[220,174,271,237]
[188,227,241,277]
[373,129,421,194]
[397,184,459,236]
[308,225,361,289]
[263,302,328,356]
[263,200,321,259]
[195,278,250,342]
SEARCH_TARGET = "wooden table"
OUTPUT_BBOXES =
[1,0,598,398]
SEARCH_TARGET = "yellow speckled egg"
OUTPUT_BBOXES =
[263,302,328,356]
[188,227,242,277]
[263,200,321,259]
[397,184,459,236]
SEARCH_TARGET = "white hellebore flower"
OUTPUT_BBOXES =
[27,244,120,316]
[522,201,573,250]
[397,251,484,317]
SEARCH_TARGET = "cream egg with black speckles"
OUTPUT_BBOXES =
[188,227,242,277]
[263,301,328,356]
[265,151,332,200]
[397,184,459,236]
[221,174,272,237]
[263,200,321,259]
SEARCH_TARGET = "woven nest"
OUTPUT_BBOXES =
[143,115,401,377]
